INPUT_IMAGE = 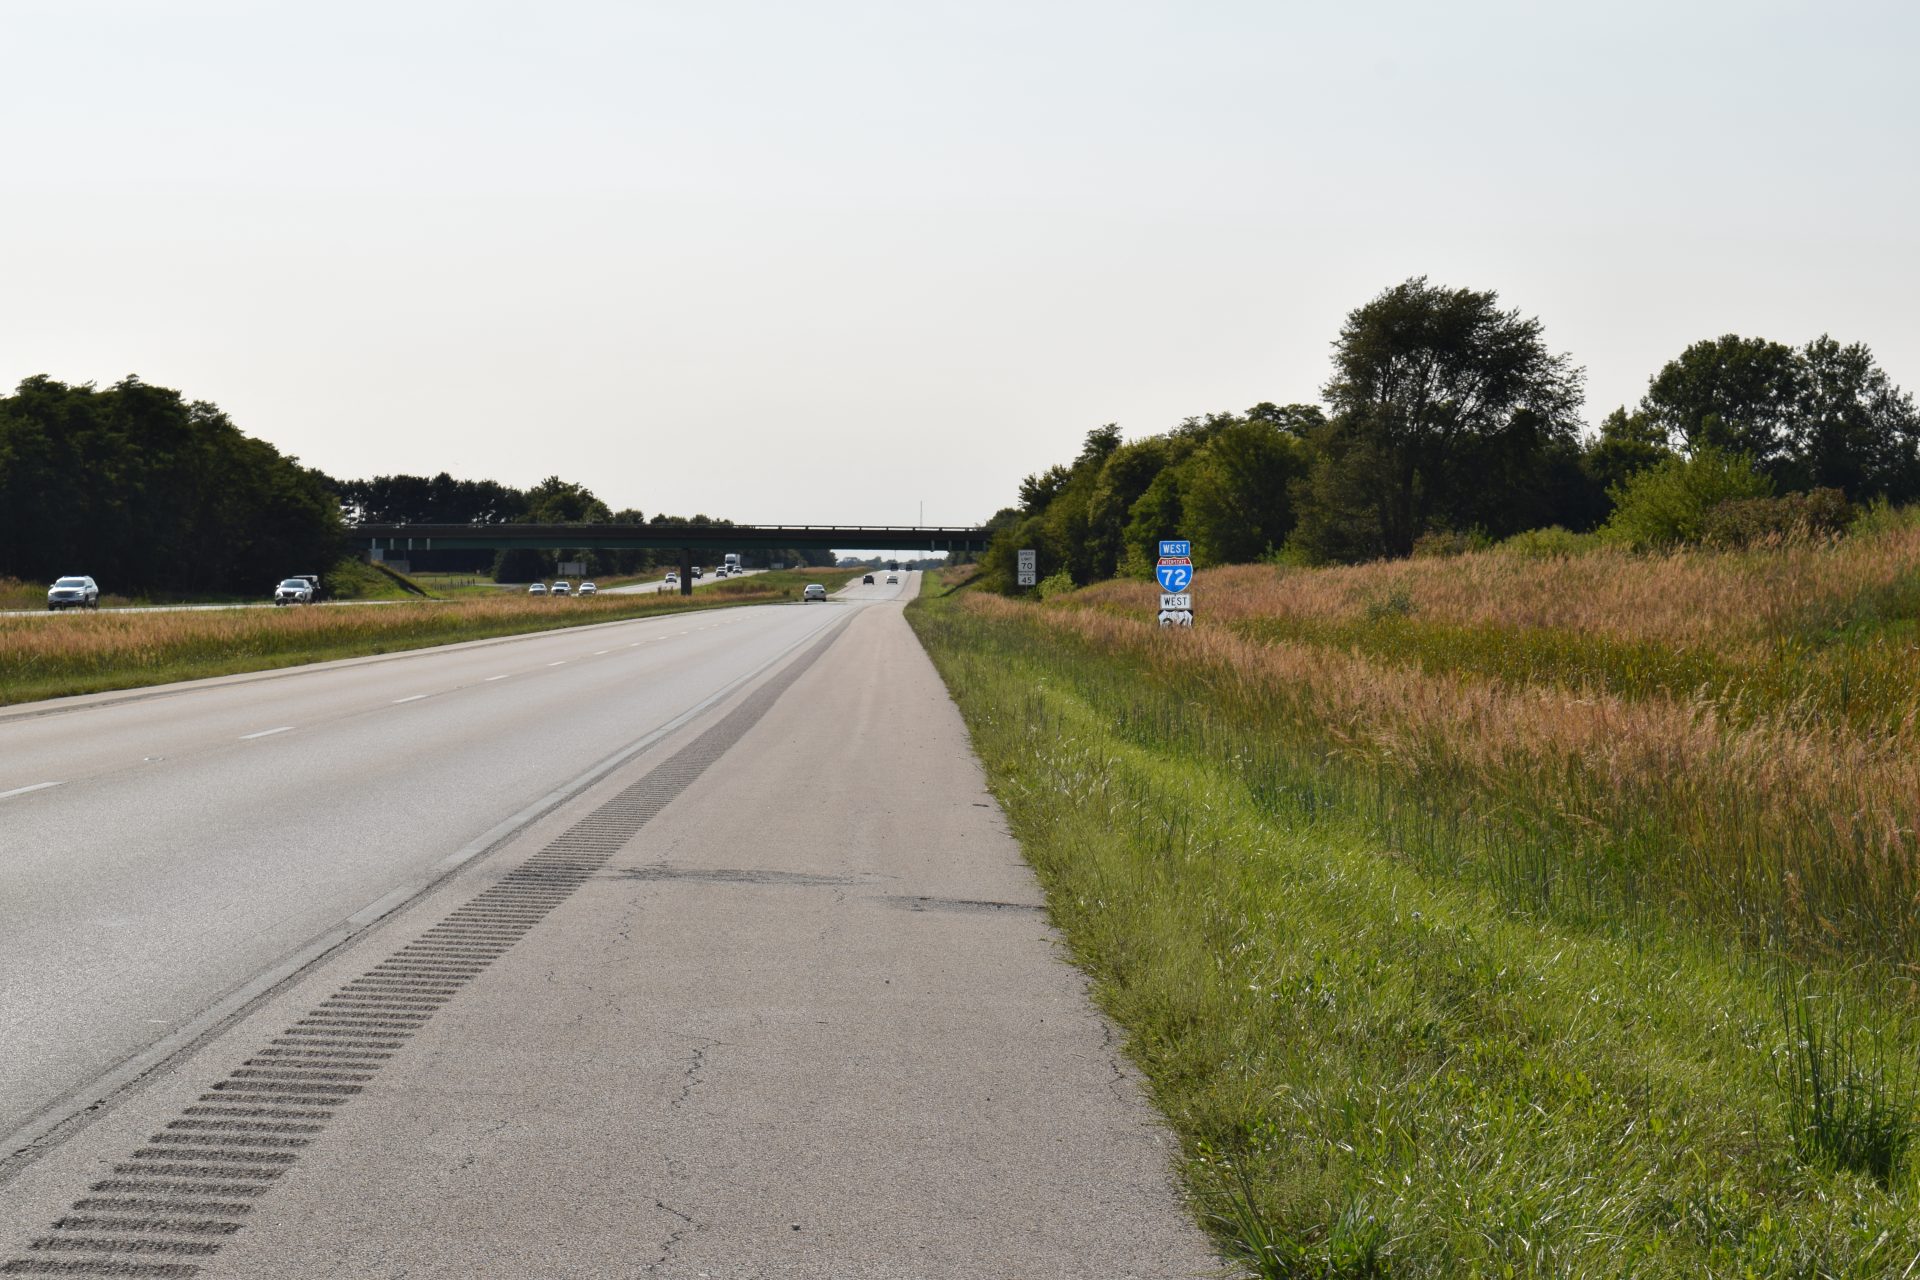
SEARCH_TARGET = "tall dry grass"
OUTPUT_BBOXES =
[964,576,1920,972]
[0,590,788,704]
[1076,523,1920,649]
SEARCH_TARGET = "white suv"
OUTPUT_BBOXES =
[47,576,100,610]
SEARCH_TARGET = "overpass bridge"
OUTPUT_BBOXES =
[355,523,992,594]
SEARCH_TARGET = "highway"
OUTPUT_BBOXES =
[0,574,1216,1275]
[0,586,847,1147]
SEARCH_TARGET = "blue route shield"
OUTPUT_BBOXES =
[1155,563,1191,592]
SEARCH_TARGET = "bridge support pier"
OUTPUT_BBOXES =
[680,547,693,596]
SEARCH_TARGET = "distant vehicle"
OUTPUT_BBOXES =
[663,572,679,586]
[886,573,899,584]
[528,582,547,595]
[802,583,827,602]
[46,576,99,611]
[862,574,875,585]
[273,577,315,605]
[552,581,571,596]
[691,566,704,579]
[723,553,742,573]
[578,581,597,596]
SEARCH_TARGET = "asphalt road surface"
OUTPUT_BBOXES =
[0,574,1218,1277]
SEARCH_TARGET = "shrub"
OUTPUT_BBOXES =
[1035,568,1078,600]
[1601,447,1773,549]
[1852,497,1920,539]
[1702,488,1855,548]
[1494,525,1602,559]
[1363,587,1415,621]
[1410,528,1492,559]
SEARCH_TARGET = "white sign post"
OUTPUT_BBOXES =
[1016,548,1037,587]
[1155,539,1194,625]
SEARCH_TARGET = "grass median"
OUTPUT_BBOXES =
[1,565,864,706]
[908,538,1920,1277]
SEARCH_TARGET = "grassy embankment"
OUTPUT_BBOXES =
[0,565,863,706]
[907,526,1920,1277]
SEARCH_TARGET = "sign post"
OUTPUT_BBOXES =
[1016,548,1037,588]
[1155,539,1194,626]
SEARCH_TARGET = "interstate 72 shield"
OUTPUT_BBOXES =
[1155,561,1192,592]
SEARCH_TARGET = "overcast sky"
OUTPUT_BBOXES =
[3,0,1915,528]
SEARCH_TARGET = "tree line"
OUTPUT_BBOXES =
[0,375,826,595]
[0,376,342,594]
[980,277,1919,591]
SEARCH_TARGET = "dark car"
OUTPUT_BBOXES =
[47,576,100,610]
[863,574,875,584]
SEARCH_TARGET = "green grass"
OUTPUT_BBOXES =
[907,592,1920,1277]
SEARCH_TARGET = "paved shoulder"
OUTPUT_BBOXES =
[0,594,1222,1278]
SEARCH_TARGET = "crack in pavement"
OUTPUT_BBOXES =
[671,1037,724,1110]
[643,1197,700,1272]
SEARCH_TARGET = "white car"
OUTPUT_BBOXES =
[528,582,547,595]
[578,581,597,596]
[273,577,314,605]
[551,581,571,596]
[663,572,679,586]
[47,576,100,610]
[886,573,899,584]
[802,583,827,602]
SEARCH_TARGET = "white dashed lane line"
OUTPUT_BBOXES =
[0,781,62,800]
[547,661,567,667]
[485,674,511,681]
[239,726,293,740]
[391,694,428,704]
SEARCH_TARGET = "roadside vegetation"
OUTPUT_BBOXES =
[0,567,866,706]
[909,518,1920,1276]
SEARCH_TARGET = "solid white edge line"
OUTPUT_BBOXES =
[0,781,61,800]
[391,694,427,704]
[239,726,293,740]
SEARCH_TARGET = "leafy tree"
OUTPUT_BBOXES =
[1086,436,1181,578]
[0,375,342,594]
[1786,336,1920,501]
[1303,277,1586,559]
[1120,467,1187,577]
[1584,407,1673,495]
[336,472,527,525]
[1641,335,1801,469]
[523,476,611,524]
[1639,334,1920,503]
[1246,401,1327,435]
[1181,418,1311,565]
